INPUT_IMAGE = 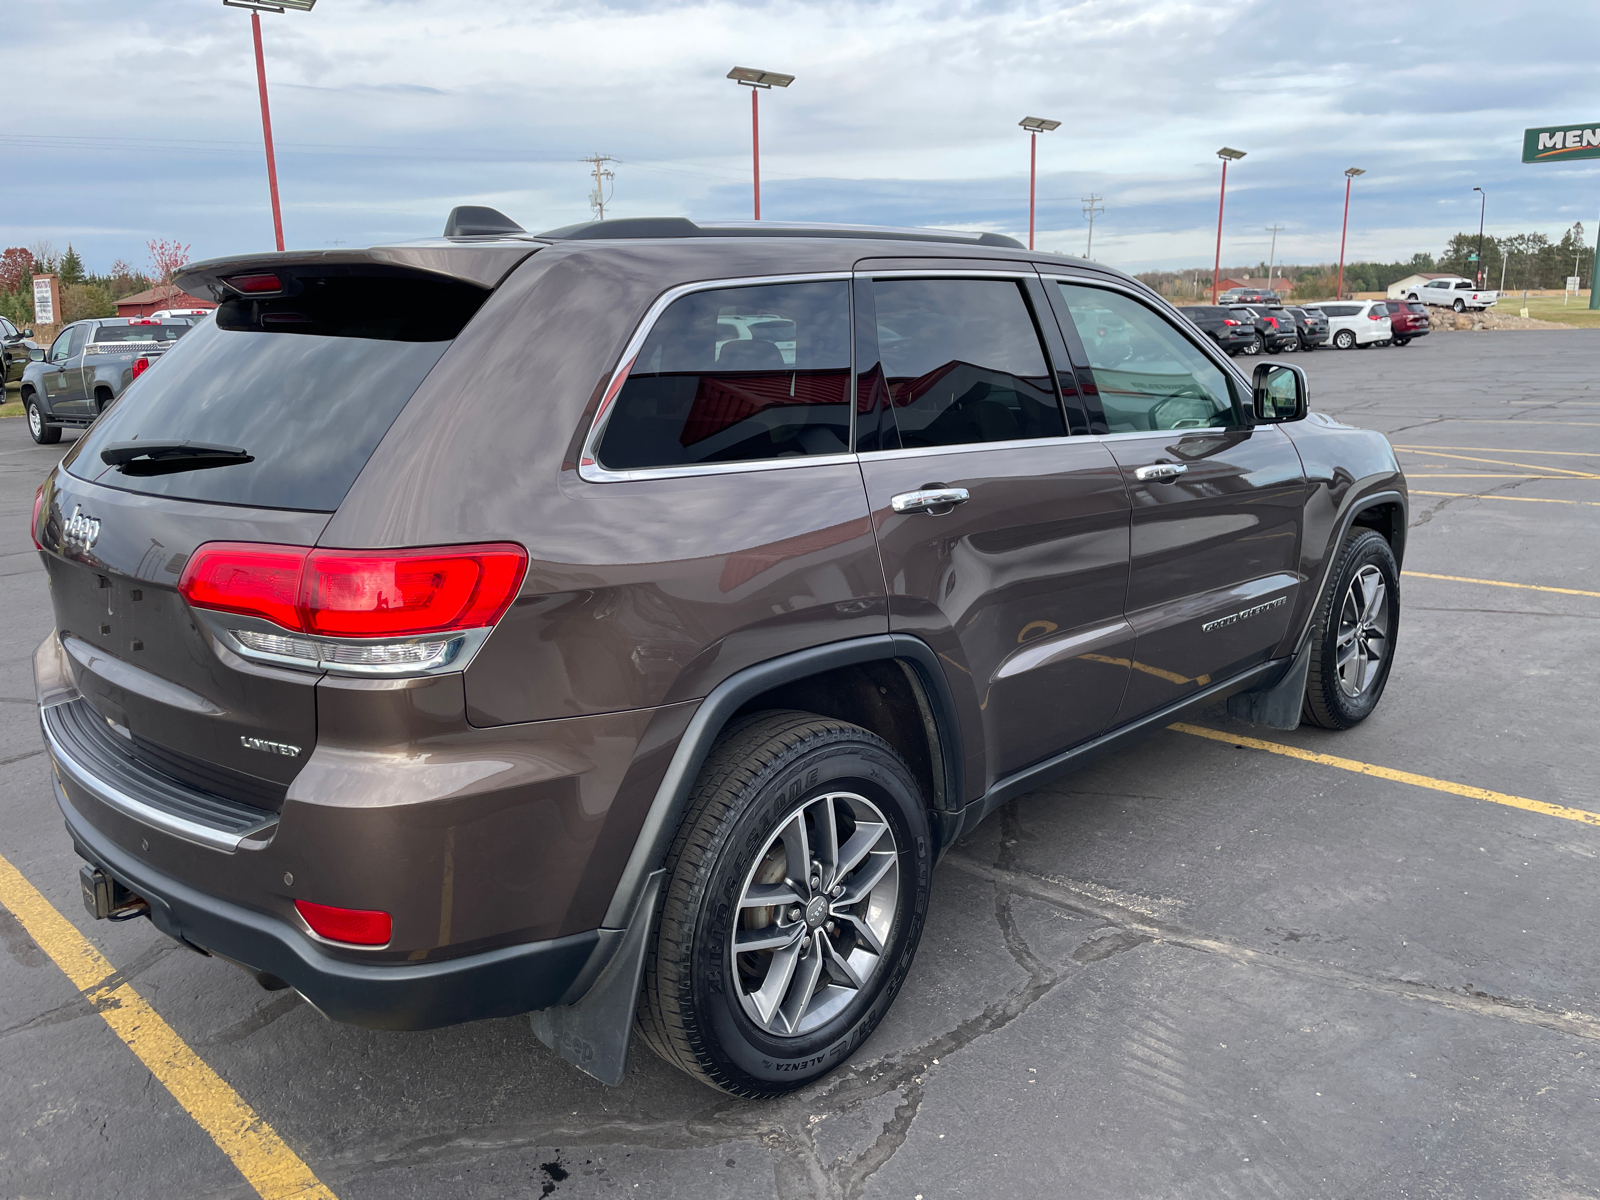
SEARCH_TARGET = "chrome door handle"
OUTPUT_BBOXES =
[890,487,971,514]
[1134,463,1188,482]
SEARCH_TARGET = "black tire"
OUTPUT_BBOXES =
[25,395,60,445]
[1243,334,1263,356]
[1394,337,1410,346]
[1303,529,1400,730]
[637,710,932,1097]
[94,387,115,414]
[1333,329,1355,349]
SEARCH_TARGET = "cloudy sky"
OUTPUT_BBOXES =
[6,0,1598,276]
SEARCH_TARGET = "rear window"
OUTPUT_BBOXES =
[1403,301,1425,313]
[90,323,189,345]
[66,272,488,511]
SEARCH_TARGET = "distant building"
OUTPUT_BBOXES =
[1386,273,1458,299]
[1216,276,1293,298]
[114,286,216,317]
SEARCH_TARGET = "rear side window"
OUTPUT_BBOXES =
[90,323,188,345]
[67,272,489,512]
[870,278,1063,448]
[1054,283,1241,432]
[1320,304,1360,317]
[596,281,851,471]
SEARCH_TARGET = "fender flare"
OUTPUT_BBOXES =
[599,633,964,930]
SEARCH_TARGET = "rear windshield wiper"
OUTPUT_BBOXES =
[100,441,255,476]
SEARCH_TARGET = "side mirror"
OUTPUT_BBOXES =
[29,347,46,362]
[1252,361,1308,422]
[21,329,32,337]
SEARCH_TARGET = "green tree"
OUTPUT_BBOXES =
[58,245,85,286]
[62,283,115,322]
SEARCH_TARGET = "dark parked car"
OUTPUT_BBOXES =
[1383,299,1431,346]
[20,318,191,443]
[1177,305,1258,355]
[34,210,1407,1099]
[2,314,36,384]
[1233,305,1297,354]
[1284,306,1329,351]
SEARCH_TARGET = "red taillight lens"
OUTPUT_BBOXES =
[1223,319,1240,326]
[302,546,526,637]
[180,543,306,629]
[131,356,150,379]
[178,542,527,638]
[295,899,391,946]
[1369,311,1382,320]
[226,272,282,294]
[31,485,45,551]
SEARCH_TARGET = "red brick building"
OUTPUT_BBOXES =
[114,286,215,317]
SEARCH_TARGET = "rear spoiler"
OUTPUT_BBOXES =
[176,241,538,301]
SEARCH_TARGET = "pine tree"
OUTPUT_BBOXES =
[59,244,85,286]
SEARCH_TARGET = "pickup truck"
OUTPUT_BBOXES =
[1404,277,1497,312]
[19,317,191,444]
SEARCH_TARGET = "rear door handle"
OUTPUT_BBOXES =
[890,487,971,514]
[1133,463,1188,483]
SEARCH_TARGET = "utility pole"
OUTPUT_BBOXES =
[1081,194,1104,259]
[583,154,615,220]
[1265,224,1284,292]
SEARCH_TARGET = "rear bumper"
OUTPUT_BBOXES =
[59,783,609,1029]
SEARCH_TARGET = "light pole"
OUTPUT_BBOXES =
[1337,168,1364,300]
[1265,223,1284,292]
[1019,117,1060,251]
[1212,148,1245,303]
[1472,187,1487,288]
[224,0,316,252]
[727,68,794,221]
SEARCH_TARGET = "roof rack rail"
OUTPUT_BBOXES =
[532,217,1026,250]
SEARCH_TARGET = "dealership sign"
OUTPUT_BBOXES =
[1523,123,1600,162]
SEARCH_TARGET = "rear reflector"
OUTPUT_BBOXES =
[179,542,527,638]
[226,273,283,294]
[294,899,391,946]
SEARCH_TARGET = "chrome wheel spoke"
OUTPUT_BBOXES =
[838,849,896,907]
[739,882,802,910]
[812,795,841,886]
[778,939,825,1033]
[735,921,804,954]
[834,819,889,883]
[820,932,867,990]
[1359,571,1387,626]
[749,937,804,1027]
[780,811,812,897]
[840,910,886,957]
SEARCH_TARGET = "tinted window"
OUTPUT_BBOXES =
[1054,283,1240,433]
[0,318,16,337]
[871,278,1063,448]
[1403,301,1425,313]
[90,323,189,345]
[67,273,488,511]
[597,281,850,471]
[1320,304,1360,317]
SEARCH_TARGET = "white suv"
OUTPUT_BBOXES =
[1306,300,1392,349]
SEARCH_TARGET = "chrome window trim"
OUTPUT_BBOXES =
[577,271,854,485]
[856,435,1086,463]
[857,268,1040,280]
[1036,272,1258,404]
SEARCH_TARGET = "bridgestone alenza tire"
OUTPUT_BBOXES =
[1303,528,1401,730]
[637,710,932,1097]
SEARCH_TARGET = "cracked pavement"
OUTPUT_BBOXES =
[3,332,1599,1198]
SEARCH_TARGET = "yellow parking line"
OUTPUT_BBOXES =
[0,852,337,1200]
[1403,571,1600,599]
[1405,474,1595,480]
[1395,445,1600,458]
[1393,448,1600,478]
[1170,724,1600,828]
[1412,490,1600,508]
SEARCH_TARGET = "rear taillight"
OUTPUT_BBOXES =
[31,485,44,551]
[130,356,150,379]
[1369,311,1383,320]
[1223,319,1240,326]
[295,899,391,946]
[1265,318,1278,328]
[179,542,528,639]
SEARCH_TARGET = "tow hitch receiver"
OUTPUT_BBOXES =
[80,865,150,922]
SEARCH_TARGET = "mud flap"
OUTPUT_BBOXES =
[529,869,663,1086]
[1226,633,1313,731]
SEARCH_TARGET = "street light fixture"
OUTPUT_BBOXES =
[727,67,794,221]
[1211,148,1246,304]
[1019,117,1060,251]
[1336,167,1365,300]
[223,0,317,251]
[1473,186,1487,288]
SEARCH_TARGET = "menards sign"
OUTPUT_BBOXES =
[1523,123,1600,163]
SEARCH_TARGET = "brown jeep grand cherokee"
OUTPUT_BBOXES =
[32,210,1406,1097]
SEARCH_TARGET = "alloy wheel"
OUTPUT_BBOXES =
[1336,565,1390,697]
[732,791,899,1038]
[27,402,42,438]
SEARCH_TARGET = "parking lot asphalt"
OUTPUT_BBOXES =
[3,331,1599,1200]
